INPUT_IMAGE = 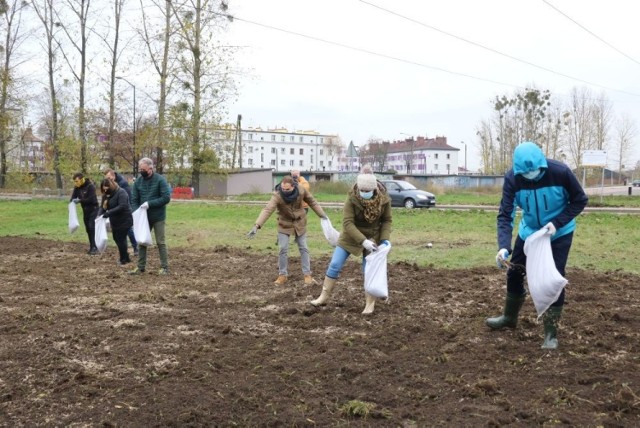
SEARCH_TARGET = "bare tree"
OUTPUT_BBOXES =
[138,0,175,173]
[32,0,66,189]
[54,0,94,173]
[566,86,596,173]
[0,0,28,188]
[613,114,636,184]
[169,0,236,196]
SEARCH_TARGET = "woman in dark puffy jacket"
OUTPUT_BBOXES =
[98,178,134,266]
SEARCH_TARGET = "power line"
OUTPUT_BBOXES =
[357,0,640,97]
[542,0,640,67]
[224,13,522,90]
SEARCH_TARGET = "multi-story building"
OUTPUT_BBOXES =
[363,136,461,175]
[212,126,344,172]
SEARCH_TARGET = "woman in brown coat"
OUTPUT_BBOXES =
[310,171,392,314]
[247,176,327,285]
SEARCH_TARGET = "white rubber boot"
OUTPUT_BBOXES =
[362,292,376,315]
[310,277,336,307]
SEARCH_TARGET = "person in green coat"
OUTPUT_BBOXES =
[310,169,392,314]
[129,157,171,275]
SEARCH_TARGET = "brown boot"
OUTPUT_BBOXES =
[274,275,287,285]
[310,277,336,306]
[362,292,376,315]
[303,275,316,285]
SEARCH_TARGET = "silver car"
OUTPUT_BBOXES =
[380,180,436,209]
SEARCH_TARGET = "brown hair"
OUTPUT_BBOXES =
[281,176,294,186]
[100,178,118,194]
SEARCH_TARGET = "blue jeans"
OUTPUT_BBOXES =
[325,246,366,279]
[507,232,573,307]
[278,232,311,275]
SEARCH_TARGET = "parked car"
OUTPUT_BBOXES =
[380,180,436,209]
[633,180,640,187]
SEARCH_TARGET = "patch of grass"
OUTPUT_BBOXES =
[1,199,639,274]
[339,400,391,419]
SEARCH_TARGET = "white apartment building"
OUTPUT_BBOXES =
[364,136,462,175]
[213,127,344,172]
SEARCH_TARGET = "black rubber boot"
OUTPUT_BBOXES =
[541,306,563,350]
[485,292,526,329]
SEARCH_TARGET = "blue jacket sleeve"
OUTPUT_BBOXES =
[550,168,588,229]
[497,171,517,252]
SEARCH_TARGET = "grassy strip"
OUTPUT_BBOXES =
[1,199,638,274]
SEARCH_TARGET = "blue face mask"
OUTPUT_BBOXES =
[359,190,374,200]
[522,168,543,180]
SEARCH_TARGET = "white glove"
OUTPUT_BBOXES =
[362,239,378,252]
[247,225,258,239]
[544,222,556,236]
[495,248,509,269]
[141,202,149,210]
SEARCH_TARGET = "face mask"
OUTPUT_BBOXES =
[140,170,150,178]
[359,190,374,200]
[522,168,542,180]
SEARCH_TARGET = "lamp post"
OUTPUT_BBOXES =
[460,141,467,173]
[116,77,137,176]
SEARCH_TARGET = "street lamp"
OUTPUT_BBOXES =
[460,141,467,173]
[116,76,137,176]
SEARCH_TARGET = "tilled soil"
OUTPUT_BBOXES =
[0,236,638,426]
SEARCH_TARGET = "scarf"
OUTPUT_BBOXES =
[355,186,384,223]
[279,184,299,203]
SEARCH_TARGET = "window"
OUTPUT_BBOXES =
[271,135,276,141]
[319,149,324,155]
[261,153,264,162]
[320,137,324,143]
[271,159,276,166]
[434,164,439,170]
[290,136,294,142]
[289,160,294,166]
[290,148,295,155]
[328,161,332,167]
[299,160,303,167]
[248,146,254,153]
[320,160,324,167]
[446,164,450,172]
[271,147,276,154]
[248,133,253,140]
[248,158,254,166]
[299,136,304,143]
[280,135,285,142]
[280,159,286,166]
[299,148,304,155]
[434,153,439,159]
[280,148,285,154]
[446,153,450,159]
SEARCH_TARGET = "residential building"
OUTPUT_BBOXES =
[212,126,344,172]
[363,136,460,175]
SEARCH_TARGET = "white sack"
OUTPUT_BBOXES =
[94,216,109,253]
[364,242,391,299]
[524,228,568,318]
[68,202,79,234]
[320,217,340,247]
[132,207,153,246]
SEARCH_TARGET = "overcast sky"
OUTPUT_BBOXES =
[223,0,640,171]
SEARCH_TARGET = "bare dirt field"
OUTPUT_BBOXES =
[0,236,638,426]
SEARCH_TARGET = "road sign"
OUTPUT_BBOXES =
[582,150,607,167]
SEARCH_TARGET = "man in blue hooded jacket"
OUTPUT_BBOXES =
[487,141,588,349]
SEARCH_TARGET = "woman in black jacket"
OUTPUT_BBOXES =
[98,178,134,265]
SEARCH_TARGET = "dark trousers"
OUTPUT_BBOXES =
[112,228,131,263]
[83,206,98,250]
[507,232,573,307]
[127,226,138,250]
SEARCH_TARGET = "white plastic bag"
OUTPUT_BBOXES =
[68,202,79,234]
[364,242,391,299]
[320,217,340,247]
[94,216,109,253]
[524,229,568,318]
[132,207,153,247]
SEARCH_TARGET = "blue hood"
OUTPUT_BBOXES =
[513,142,548,176]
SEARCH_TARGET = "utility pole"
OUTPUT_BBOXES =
[237,114,242,168]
